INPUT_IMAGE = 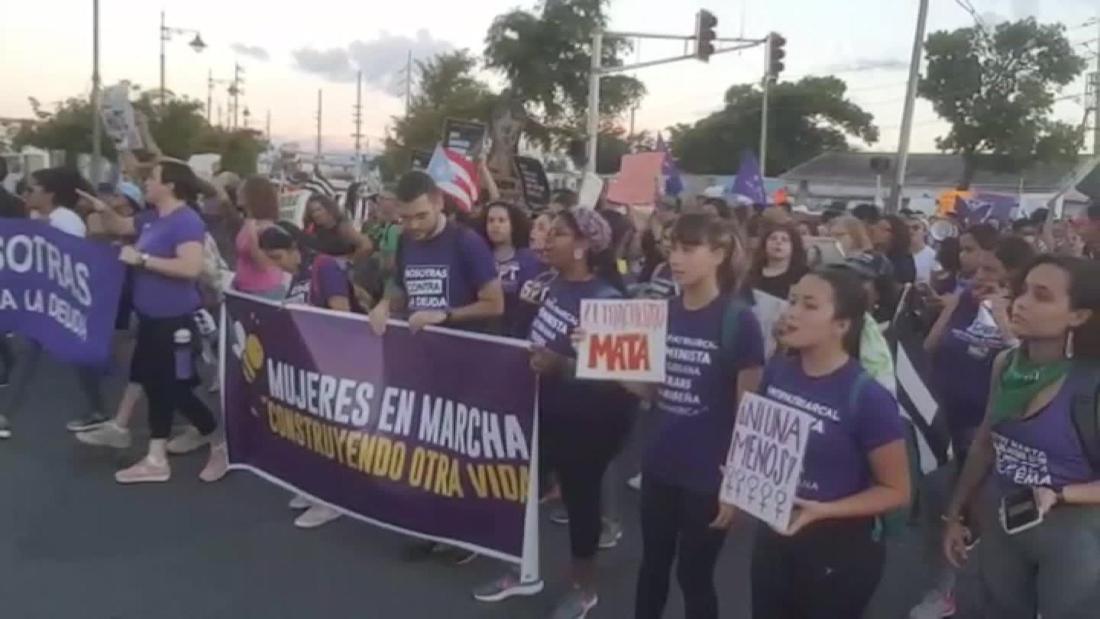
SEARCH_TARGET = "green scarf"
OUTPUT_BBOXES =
[990,349,1071,424]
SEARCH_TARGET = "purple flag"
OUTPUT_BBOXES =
[656,134,684,197]
[730,150,767,205]
[0,219,124,366]
[222,292,539,565]
[955,192,1017,227]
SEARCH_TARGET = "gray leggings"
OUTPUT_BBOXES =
[978,488,1100,619]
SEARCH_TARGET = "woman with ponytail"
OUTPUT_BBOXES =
[942,255,1100,618]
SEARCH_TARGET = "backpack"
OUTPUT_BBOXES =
[1070,363,1100,474]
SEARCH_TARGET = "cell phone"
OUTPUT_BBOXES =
[999,487,1043,535]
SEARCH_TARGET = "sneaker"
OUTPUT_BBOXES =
[166,427,211,455]
[549,588,598,619]
[199,444,229,482]
[449,547,478,566]
[599,519,623,550]
[66,413,109,433]
[289,494,312,510]
[0,414,10,440]
[909,589,956,619]
[626,473,642,491]
[75,421,131,449]
[472,571,545,602]
[549,507,569,525]
[115,457,171,484]
[294,504,342,529]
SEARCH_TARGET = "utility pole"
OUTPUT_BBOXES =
[1092,15,1100,155]
[229,63,245,130]
[352,71,365,180]
[159,11,167,110]
[91,0,102,184]
[315,89,323,166]
[887,0,930,214]
[586,31,603,175]
[759,36,772,178]
[265,109,271,143]
[404,50,413,119]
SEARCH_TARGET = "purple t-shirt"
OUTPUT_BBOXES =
[931,291,1010,433]
[529,277,621,357]
[498,248,547,338]
[398,223,498,313]
[761,355,904,502]
[132,207,204,318]
[645,296,765,493]
[310,255,350,309]
[992,372,1095,489]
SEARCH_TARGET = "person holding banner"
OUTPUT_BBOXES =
[81,160,225,483]
[479,201,544,338]
[746,267,910,619]
[1,167,110,438]
[633,214,765,619]
[941,255,1100,619]
[475,207,634,618]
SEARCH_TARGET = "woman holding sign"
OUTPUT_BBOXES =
[474,208,634,619]
[942,256,1100,619]
[632,214,765,619]
[745,267,910,619]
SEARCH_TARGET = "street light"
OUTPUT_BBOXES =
[159,10,206,109]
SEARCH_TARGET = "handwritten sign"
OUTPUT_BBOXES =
[575,299,667,383]
[515,156,551,208]
[99,82,144,151]
[720,393,814,532]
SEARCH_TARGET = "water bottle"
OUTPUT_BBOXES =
[174,329,194,381]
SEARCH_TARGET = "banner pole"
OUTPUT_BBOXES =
[519,388,541,584]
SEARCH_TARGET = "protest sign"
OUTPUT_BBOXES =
[278,189,311,225]
[575,299,667,383]
[410,150,433,171]
[221,292,540,575]
[0,219,124,365]
[606,152,663,205]
[720,392,815,532]
[442,119,487,160]
[751,289,789,359]
[99,82,144,151]
[515,156,551,208]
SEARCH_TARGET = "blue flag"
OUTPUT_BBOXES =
[655,134,684,197]
[0,219,125,366]
[730,150,767,205]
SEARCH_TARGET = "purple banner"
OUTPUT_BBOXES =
[0,219,124,366]
[222,292,539,563]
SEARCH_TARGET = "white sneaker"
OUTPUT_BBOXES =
[166,427,210,455]
[909,588,956,618]
[472,571,544,602]
[289,494,312,510]
[76,421,132,449]
[294,504,342,529]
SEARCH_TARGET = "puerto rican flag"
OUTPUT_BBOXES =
[427,144,479,212]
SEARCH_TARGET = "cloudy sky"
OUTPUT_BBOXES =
[1,0,1096,156]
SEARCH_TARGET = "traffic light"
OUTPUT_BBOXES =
[695,10,718,62]
[767,32,787,79]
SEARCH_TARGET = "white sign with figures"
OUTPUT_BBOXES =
[99,82,144,151]
[720,393,815,532]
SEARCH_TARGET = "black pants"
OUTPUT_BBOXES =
[132,314,216,440]
[751,518,884,619]
[0,335,13,386]
[0,338,105,418]
[635,478,727,619]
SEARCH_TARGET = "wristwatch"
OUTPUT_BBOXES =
[1054,486,1065,505]
[139,253,150,268]
[442,309,453,324]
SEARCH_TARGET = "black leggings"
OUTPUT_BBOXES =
[132,314,216,441]
[635,478,727,619]
[751,518,884,619]
[0,335,13,386]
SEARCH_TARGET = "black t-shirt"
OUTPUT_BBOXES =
[0,187,25,219]
[755,267,805,300]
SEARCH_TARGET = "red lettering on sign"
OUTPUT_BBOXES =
[587,333,651,372]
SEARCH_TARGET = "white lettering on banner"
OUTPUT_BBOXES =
[576,299,668,383]
[0,233,93,306]
[764,385,841,423]
[992,433,1053,486]
[0,290,15,310]
[720,393,815,532]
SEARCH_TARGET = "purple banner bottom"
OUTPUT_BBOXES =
[221,293,540,568]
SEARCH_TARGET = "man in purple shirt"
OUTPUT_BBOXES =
[369,171,503,336]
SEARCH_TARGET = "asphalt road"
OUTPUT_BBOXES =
[0,341,989,619]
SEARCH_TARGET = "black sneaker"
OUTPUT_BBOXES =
[66,413,109,433]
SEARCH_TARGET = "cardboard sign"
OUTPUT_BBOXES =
[410,150,433,171]
[442,119,487,160]
[751,289,789,359]
[278,189,311,224]
[515,156,550,208]
[720,393,815,532]
[99,82,144,151]
[575,299,667,383]
[606,152,663,205]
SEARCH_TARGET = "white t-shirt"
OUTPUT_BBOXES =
[912,245,937,283]
[48,207,87,238]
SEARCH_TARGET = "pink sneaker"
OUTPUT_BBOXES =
[199,444,229,483]
[115,457,171,484]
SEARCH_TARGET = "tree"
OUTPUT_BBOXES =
[669,77,879,175]
[484,0,645,149]
[919,18,1087,186]
[16,97,116,162]
[380,50,498,178]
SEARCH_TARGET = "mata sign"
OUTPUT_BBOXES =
[720,392,814,532]
[575,299,667,383]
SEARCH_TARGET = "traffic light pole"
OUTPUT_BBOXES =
[759,34,773,178]
[584,30,765,174]
[887,0,930,214]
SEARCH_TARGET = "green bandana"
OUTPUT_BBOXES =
[990,349,1071,424]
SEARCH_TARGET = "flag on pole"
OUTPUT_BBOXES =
[301,169,336,199]
[729,150,767,205]
[427,144,479,212]
[655,133,683,197]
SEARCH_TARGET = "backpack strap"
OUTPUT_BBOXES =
[720,297,749,363]
[848,370,872,417]
[1070,363,1100,474]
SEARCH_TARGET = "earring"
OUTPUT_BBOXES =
[573,249,584,260]
[1066,330,1075,359]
